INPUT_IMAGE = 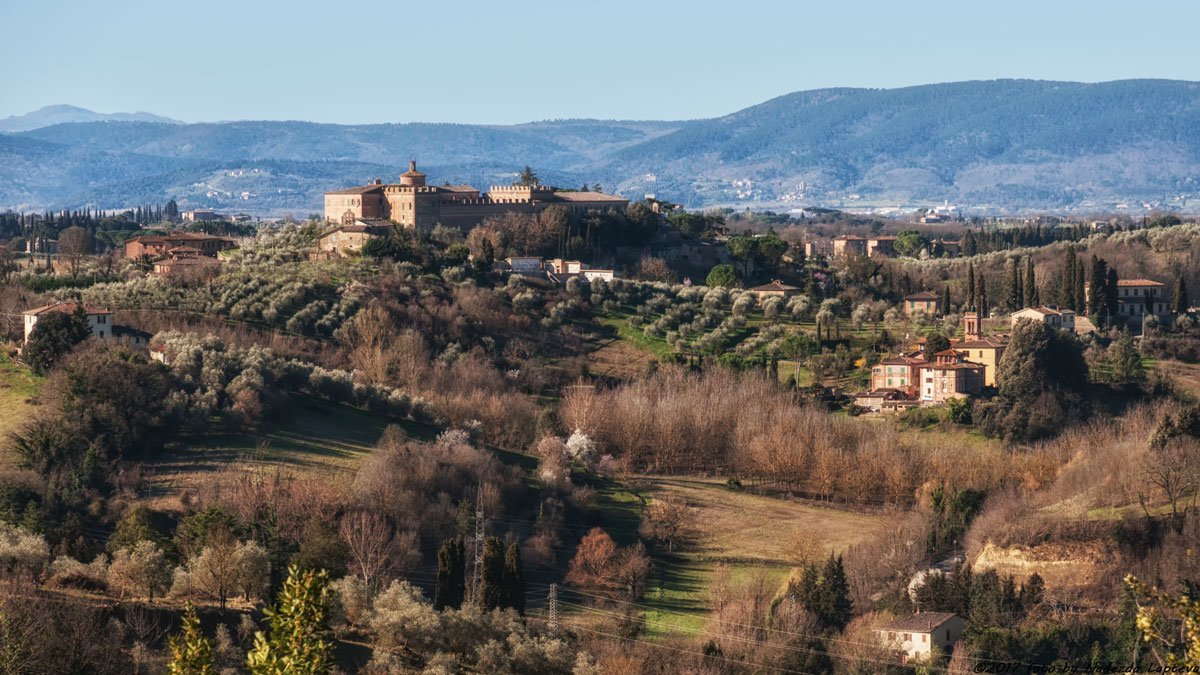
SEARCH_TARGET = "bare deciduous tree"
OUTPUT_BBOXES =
[340,510,395,591]
[58,226,93,279]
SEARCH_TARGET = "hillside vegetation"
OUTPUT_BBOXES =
[3,79,1200,212]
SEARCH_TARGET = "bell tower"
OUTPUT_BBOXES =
[964,310,981,341]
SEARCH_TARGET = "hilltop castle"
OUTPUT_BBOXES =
[324,162,628,232]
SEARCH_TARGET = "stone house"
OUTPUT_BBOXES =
[832,235,866,257]
[506,256,545,276]
[877,612,965,664]
[316,220,394,256]
[124,232,238,259]
[866,236,897,258]
[904,291,940,316]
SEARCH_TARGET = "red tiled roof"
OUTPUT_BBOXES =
[905,291,940,300]
[1116,279,1164,286]
[326,185,385,195]
[24,302,111,316]
[549,191,628,202]
[833,235,866,241]
[748,280,800,292]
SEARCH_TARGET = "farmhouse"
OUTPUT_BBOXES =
[1011,306,1076,332]
[316,219,395,256]
[124,232,238,259]
[871,355,927,394]
[877,612,965,663]
[324,162,628,233]
[903,291,940,316]
[866,236,897,258]
[23,302,112,342]
[747,279,801,301]
[832,234,866,257]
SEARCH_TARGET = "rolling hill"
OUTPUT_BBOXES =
[2,79,1198,214]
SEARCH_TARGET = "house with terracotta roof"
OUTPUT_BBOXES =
[853,387,918,413]
[1084,278,1171,321]
[920,350,984,403]
[871,355,928,394]
[316,219,394,256]
[877,612,965,663]
[23,302,113,342]
[1011,306,1076,332]
[124,232,238,259]
[747,279,801,301]
[831,235,866,258]
[866,236,897,258]
[904,291,941,316]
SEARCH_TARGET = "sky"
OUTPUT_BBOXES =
[1,0,1198,125]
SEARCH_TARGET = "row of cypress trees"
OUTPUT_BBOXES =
[435,536,525,614]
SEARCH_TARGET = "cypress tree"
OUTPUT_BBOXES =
[1173,275,1189,314]
[941,286,951,315]
[1008,258,1021,312]
[1089,255,1108,322]
[1073,261,1086,316]
[435,538,465,610]
[477,537,504,611]
[819,554,852,631]
[967,262,976,310]
[1060,246,1080,309]
[979,277,989,318]
[502,542,526,615]
[1107,267,1120,324]
[1024,257,1037,307]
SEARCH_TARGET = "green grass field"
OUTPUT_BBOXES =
[585,475,888,638]
[143,393,435,509]
[0,356,41,469]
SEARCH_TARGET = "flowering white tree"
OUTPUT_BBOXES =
[565,429,597,470]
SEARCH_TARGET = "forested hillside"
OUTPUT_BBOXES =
[2,79,1199,213]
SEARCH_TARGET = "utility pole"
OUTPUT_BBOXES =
[548,583,558,630]
[470,483,484,604]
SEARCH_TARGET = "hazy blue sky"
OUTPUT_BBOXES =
[2,0,1197,124]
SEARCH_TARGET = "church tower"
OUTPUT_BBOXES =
[963,310,981,341]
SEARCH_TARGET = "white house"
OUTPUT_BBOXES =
[506,256,544,276]
[1011,306,1076,332]
[23,302,113,342]
[876,612,965,664]
[582,269,616,283]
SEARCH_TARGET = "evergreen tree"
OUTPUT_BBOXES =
[477,537,504,611]
[941,285,951,315]
[979,277,989,318]
[1089,256,1109,323]
[967,262,976,310]
[819,555,852,631]
[502,542,526,615]
[246,565,335,675]
[1020,572,1045,613]
[1173,275,1189,314]
[1074,261,1086,316]
[167,603,215,675]
[1110,330,1144,385]
[1107,267,1121,323]
[23,306,91,375]
[435,538,465,610]
[1008,258,1021,311]
[1024,257,1037,307]
[478,238,495,267]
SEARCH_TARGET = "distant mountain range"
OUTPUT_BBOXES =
[3,80,1199,215]
[0,104,181,133]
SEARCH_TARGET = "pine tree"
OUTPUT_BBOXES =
[1024,257,1037,307]
[1173,276,1189,314]
[502,542,526,615]
[818,555,852,631]
[246,565,335,675]
[167,603,215,675]
[477,537,504,611]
